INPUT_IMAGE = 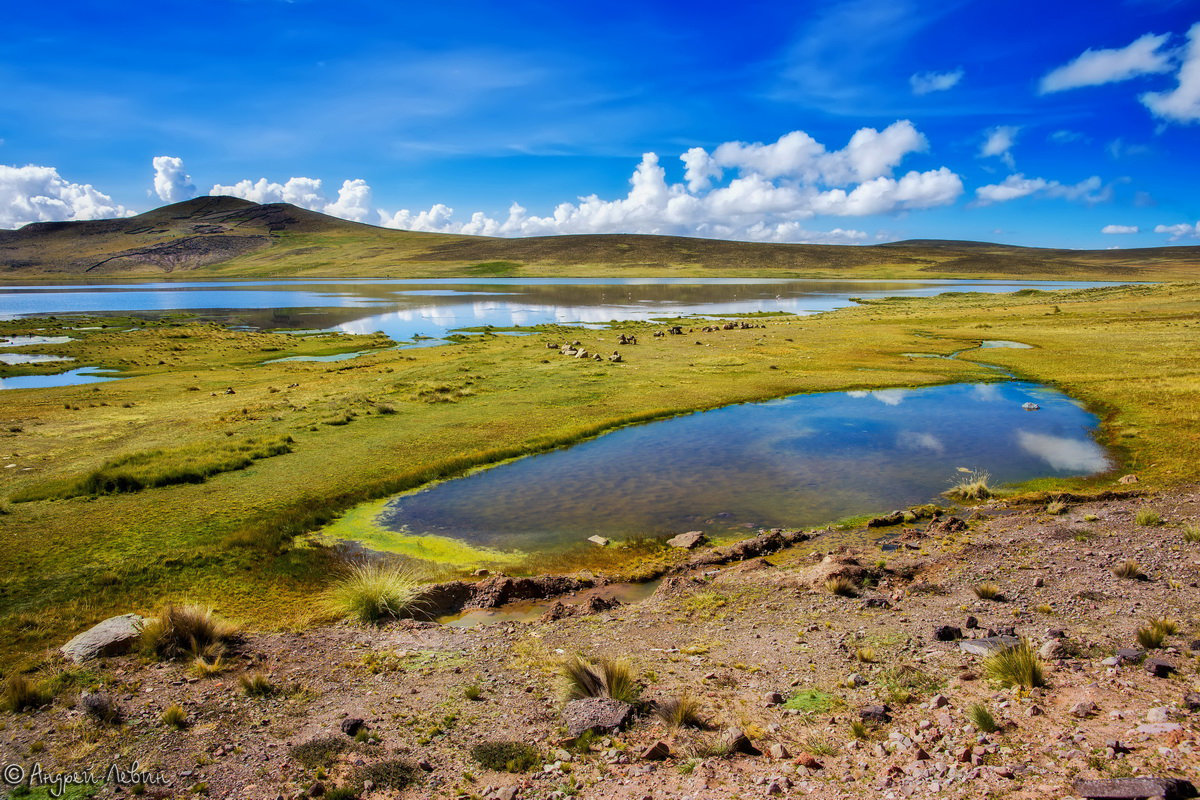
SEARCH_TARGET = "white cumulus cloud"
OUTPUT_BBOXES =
[909,68,963,95]
[1101,224,1139,234]
[0,164,132,229]
[210,175,374,222]
[377,123,962,242]
[1040,32,1174,93]
[323,179,373,223]
[974,174,1110,206]
[1154,221,1200,240]
[979,126,1020,168]
[152,156,196,203]
[1141,23,1200,123]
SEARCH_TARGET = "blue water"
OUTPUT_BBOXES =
[374,381,1109,552]
[0,367,120,390]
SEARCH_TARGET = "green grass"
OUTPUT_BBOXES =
[1,673,51,712]
[323,561,423,624]
[1135,509,1164,526]
[654,693,708,729]
[138,605,238,662]
[239,672,276,697]
[1136,624,1166,649]
[944,470,992,501]
[783,688,840,714]
[469,741,541,772]
[982,639,1046,688]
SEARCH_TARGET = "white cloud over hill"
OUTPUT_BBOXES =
[0,164,132,228]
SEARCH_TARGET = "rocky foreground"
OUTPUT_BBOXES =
[2,487,1199,800]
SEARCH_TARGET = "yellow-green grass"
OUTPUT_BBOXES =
[1,282,1199,668]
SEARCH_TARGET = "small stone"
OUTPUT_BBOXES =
[1146,708,1172,723]
[587,535,610,547]
[965,616,978,629]
[930,694,949,709]
[1033,577,1045,587]
[860,705,891,723]
[717,727,760,755]
[913,748,931,761]
[1027,705,1044,717]
[1144,658,1175,678]
[666,531,707,549]
[768,743,790,759]
[1105,740,1132,754]
[340,718,365,737]
[764,691,784,706]
[955,746,973,763]
[1040,639,1067,660]
[1184,692,1200,711]
[1116,648,1143,663]
[562,697,634,738]
[934,625,962,642]
[795,753,823,769]
[1071,701,1099,718]
[640,741,670,761]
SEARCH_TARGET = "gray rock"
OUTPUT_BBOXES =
[860,705,891,723]
[1145,658,1175,678]
[60,614,144,663]
[666,530,707,549]
[586,535,610,547]
[1134,723,1183,736]
[1073,777,1196,799]
[934,625,962,642]
[717,727,760,755]
[1040,638,1068,659]
[341,717,365,736]
[959,635,1020,656]
[1071,701,1099,718]
[561,697,633,738]
[1146,707,1172,723]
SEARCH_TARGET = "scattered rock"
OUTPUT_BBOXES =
[1073,777,1196,799]
[640,741,670,761]
[928,516,968,534]
[934,625,962,642]
[1144,658,1175,678]
[860,705,891,723]
[717,727,760,755]
[862,598,891,609]
[965,615,978,629]
[767,743,790,759]
[867,511,905,528]
[587,535,610,547]
[1117,474,1139,484]
[60,614,145,662]
[1071,701,1099,718]
[959,635,1020,656]
[1184,692,1200,711]
[1040,638,1068,659]
[764,692,784,706]
[562,698,634,738]
[795,753,823,769]
[666,531,707,549]
[340,717,365,737]
[1146,707,1173,723]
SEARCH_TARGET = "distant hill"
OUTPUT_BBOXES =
[1,197,1198,281]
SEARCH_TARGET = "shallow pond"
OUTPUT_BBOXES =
[368,380,1109,554]
[1,278,1124,342]
[0,353,74,365]
[0,367,120,391]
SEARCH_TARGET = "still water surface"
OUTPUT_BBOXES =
[373,380,1108,552]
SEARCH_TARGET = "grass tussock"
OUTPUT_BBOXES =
[351,760,418,792]
[982,639,1045,688]
[1134,509,1163,527]
[825,576,858,597]
[239,672,276,698]
[1183,526,1200,543]
[1045,500,1068,515]
[469,741,541,772]
[290,735,348,768]
[79,691,121,724]
[1136,624,1166,649]
[1111,559,1146,580]
[188,655,226,678]
[323,561,423,624]
[654,693,708,729]
[967,703,999,733]
[944,470,992,501]
[161,703,188,729]
[1,674,50,712]
[855,647,876,663]
[13,435,293,501]
[138,605,238,662]
[973,582,1001,601]
[560,655,640,704]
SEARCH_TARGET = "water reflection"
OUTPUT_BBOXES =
[371,380,1109,553]
[0,367,120,391]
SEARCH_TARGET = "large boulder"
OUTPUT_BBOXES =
[666,531,707,549]
[561,697,633,738]
[60,614,144,663]
[959,635,1020,656]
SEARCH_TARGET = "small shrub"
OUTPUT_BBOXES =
[855,647,876,663]
[1045,500,1067,515]
[239,672,276,698]
[973,582,1002,601]
[1149,616,1178,636]
[79,691,121,724]
[1135,509,1163,526]
[289,736,348,768]
[1136,625,1166,649]
[463,682,483,701]
[825,576,858,597]
[560,655,639,703]
[351,760,418,792]
[324,561,423,624]
[1111,560,1146,580]
[982,639,1045,688]
[879,664,939,704]
[469,741,541,772]
[139,605,237,662]
[1,674,50,712]
[849,719,871,739]
[944,470,991,501]
[967,703,998,733]
[189,656,226,678]
[323,789,358,800]
[801,733,839,757]
[654,694,708,729]
[1183,526,1200,543]
[161,703,188,729]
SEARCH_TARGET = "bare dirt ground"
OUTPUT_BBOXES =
[2,486,1198,800]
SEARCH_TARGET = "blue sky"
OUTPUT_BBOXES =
[1,0,1198,248]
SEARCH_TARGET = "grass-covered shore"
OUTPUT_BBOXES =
[0,281,1198,669]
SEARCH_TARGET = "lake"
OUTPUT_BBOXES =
[368,380,1108,553]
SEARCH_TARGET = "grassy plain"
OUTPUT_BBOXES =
[0,282,1197,668]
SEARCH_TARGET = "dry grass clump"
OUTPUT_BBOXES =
[825,576,858,597]
[973,582,1001,601]
[1134,509,1163,526]
[1045,500,1067,515]
[967,703,998,732]
[470,741,541,772]
[654,693,708,729]
[1,674,50,712]
[289,735,348,768]
[161,703,188,729]
[944,470,992,501]
[1111,559,1146,580]
[139,604,238,662]
[982,639,1045,688]
[79,691,121,724]
[1182,525,1200,544]
[324,561,424,624]
[239,672,276,698]
[1136,624,1166,649]
[560,655,639,703]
